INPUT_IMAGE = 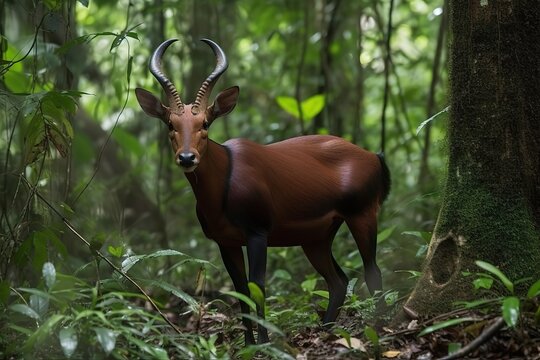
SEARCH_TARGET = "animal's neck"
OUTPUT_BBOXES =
[185,140,230,206]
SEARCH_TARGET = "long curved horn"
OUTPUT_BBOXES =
[149,39,184,112]
[192,39,228,114]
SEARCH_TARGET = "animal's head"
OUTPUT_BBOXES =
[135,39,239,172]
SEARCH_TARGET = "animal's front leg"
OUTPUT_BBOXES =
[218,245,255,345]
[246,229,269,343]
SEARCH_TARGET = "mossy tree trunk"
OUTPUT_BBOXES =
[404,0,540,314]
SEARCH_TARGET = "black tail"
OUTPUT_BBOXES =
[376,152,391,203]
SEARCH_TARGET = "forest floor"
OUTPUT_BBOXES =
[188,299,540,359]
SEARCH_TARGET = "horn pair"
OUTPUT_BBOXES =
[149,38,228,114]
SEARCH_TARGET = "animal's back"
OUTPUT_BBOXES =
[223,135,384,246]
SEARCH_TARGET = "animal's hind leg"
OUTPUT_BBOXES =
[302,242,348,325]
[346,211,382,294]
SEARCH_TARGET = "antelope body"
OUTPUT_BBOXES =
[135,39,391,344]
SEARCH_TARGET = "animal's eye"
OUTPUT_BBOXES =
[168,122,174,132]
[202,120,209,130]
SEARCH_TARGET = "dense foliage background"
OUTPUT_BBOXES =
[0,0,458,357]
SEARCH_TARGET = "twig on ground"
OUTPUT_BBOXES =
[439,316,505,360]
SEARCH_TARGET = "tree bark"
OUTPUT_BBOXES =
[403,0,540,315]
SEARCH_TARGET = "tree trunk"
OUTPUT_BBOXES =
[404,0,540,314]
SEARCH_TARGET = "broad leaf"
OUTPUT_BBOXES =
[301,94,325,120]
[527,279,540,298]
[475,260,514,294]
[144,279,198,311]
[125,335,169,360]
[364,326,379,346]
[502,296,520,327]
[312,290,329,299]
[10,304,41,320]
[30,294,49,317]
[122,249,187,273]
[248,282,265,310]
[23,314,65,351]
[241,313,284,337]
[473,277,493,290]
[276,96,300,119]
[377,226,395,243]
[94,327,117,355]
[42,262,56,289]
[107,245,124,258]
[222,290,257,312]
[59,327,78,358]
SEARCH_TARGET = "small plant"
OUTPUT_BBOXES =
[417,260,540,357]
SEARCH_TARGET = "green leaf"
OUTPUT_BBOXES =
[454,298,496,309]
[275,94,326,121]
[418,317,476,337]
[312,290,329,299]
[94,327,117,355]
[377,225,395,243]
[248,282,265,310]
[30,294,49,317]
[276,96,300,119]
[475,260,514,294]
[502,296,520,327]
[125,335,169,360]
[59,327,78,358]
[384,290,399,305]
[42,262,56,289]
[272,269,291,281]
[300,94,325,120]
[145,279,198,311]
[23,314,65,351]
[110,34,125,52]
[122,249,187,273]
[107,245,124,258]
[9,304,41,320]
[3,44,31,92]
[394,270,422,279]
[473,277,493,290]
[527,279,540,298]
[301,278,317,293]
[416,244,428,258]
[334,327,352,347]
[363,326,379,346]
[240,313,285,337]
[222,290,257,312]
[126,32,139,40]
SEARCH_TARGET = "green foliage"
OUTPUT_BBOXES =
[0,0,503,356]
[418,317,476,337]
[276,94,326,122]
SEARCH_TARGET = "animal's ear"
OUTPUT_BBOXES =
[208,86,239,121]
[135,88,167,120]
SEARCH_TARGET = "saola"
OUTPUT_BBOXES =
[135,38,391,344]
